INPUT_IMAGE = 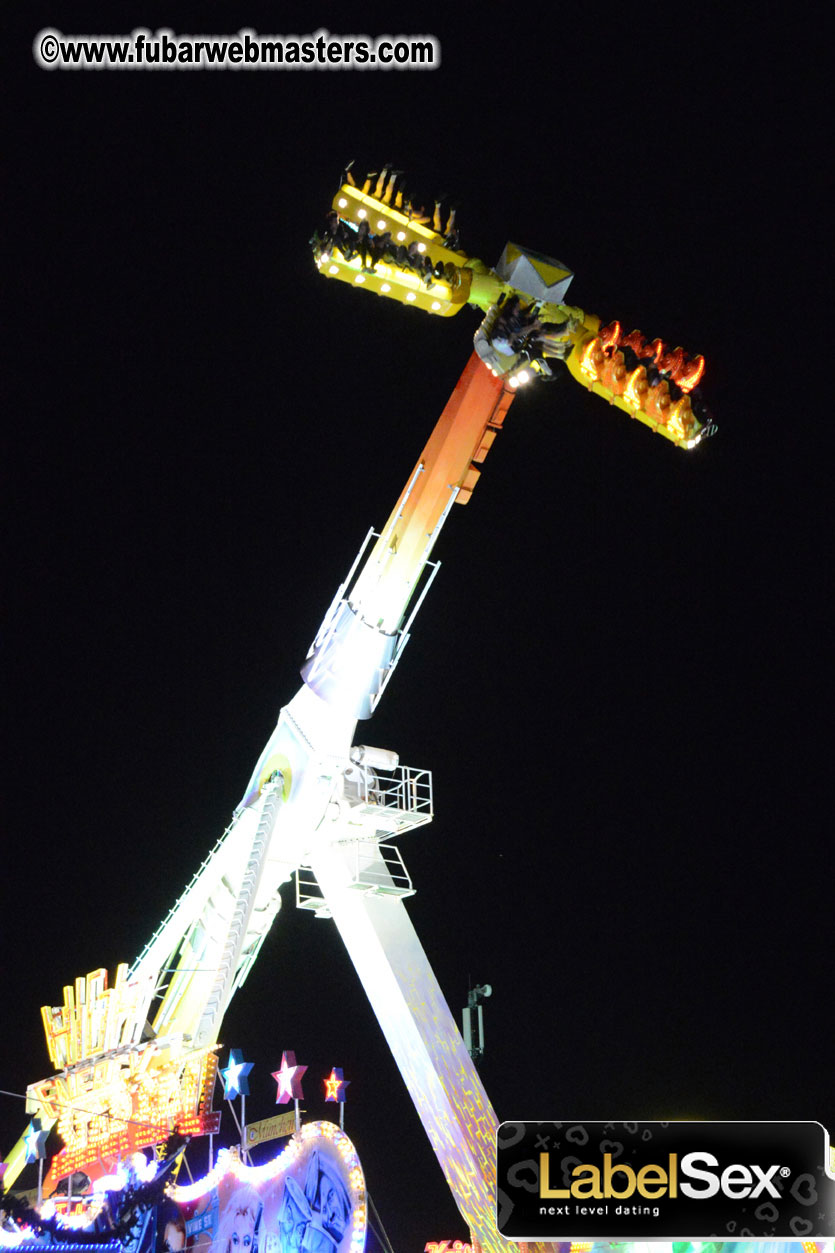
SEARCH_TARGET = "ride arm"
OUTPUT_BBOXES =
[300,351,514,718]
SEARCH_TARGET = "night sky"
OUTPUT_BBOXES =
[5,5,832,1251]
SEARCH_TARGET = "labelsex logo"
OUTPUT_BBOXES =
[540,1151,783,1201]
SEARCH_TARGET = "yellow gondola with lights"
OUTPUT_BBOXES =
[316,182,473,316]
[312,171,717,451]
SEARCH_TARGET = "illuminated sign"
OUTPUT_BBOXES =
[424,1243,472,1253]
[170,1122,366,1253]
[27,966,220,1193]
[244,1112,298,1150]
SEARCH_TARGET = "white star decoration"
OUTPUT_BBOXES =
[220,1049,254,1099]
[24,1119,49,1163]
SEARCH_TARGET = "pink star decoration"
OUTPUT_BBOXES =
[272,1050,308,1104]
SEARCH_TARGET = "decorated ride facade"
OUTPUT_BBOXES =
[1,1122,366,1253]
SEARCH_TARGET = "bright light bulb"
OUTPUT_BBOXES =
[406,292,416,301]
[381,283,391,293]
[355,275,366,284]
[357,208,367,219]
[328,265,339,275]
[517,370,530,384]
[337,197,347,208]
[377,219,386,230]
[396,231,406,242]
[417,242,426,253]
[431,301,441,310]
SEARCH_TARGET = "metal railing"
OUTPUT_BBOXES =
[341,761,433,825]
[296,840,415,913]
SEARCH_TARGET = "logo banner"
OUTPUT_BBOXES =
[496,1120,835,1239]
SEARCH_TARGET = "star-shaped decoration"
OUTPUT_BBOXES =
[24,1118,49,1163]
[272,1050,307,1104]
[221,1049,254,1100]
[323,1067,350,1103]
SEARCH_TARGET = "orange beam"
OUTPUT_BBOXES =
[350,353,513,633]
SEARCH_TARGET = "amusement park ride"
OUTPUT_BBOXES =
[4,167,718,1252]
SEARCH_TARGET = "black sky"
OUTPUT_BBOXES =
[4,4,832,1250]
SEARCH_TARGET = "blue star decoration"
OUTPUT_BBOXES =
[323,1067,350,1103]
[221,1049,254,1099]
[24,1118,50,1163]
[272,1050,307,1104]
